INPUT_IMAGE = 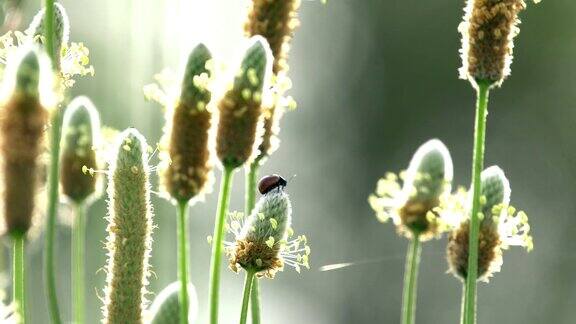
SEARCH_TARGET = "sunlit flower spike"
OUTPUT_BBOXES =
[369,139,454,241]
[225,188,310,278]
[446,166,533,282]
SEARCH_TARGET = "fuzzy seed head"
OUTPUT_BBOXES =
[228,189,310,277]
[369,139,453,241]
[60,96,101,205]
[103,129,154,324]
[216,37,271,169]
[446,166,532,282]
[0,48,48,236]
[459,0,539,87]
[159,44,214,203]
[148,282,198,324]
[235,190,291,274]
[26,2,69,69]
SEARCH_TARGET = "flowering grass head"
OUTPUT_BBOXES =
[215,36,271,169]
[0,48,49,237]
[459,0,540,88]
[446,166,533,282]
[227,180,310,277]
[60,96,101,205]
[153,44,214,204]
[102,128,154,324]
[369,139,453,241]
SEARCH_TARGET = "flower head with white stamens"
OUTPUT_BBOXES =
[226,189,310,278]
[446,166,533,282]
[369,139,453,241]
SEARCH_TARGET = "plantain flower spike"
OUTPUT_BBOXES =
[245,0,302,162]
[26,2,69,69]
[227,186,310,277]
[459,0,541,88]
[369,139,453,241]
[216,36,271,169]
[159,44,214,204]
[60,96,101,205]
[148,281,198,324]
[102,129,154,324]
[0,48,49,236]
[446,166,533,282]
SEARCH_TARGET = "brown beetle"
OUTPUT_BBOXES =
[258,174,287,194]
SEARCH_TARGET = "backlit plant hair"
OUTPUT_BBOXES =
[0,47,50,324]
[226,188,310,324]
[457,1,539,323]
[59,95,101,324]
[208,36,271,324]
[102,129,154,324]
[148,281,198,324]
[369,139,453,324]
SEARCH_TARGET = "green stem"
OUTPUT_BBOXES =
[13,233,25,324]
[177,201,190,324]
[401,236,421,324]
[44,107,63,324]
[72,203,86,324]
[43,0,62,323]
[460,283,468,324]
[245,163,261,324]
[239,271,256,324]
[43,0,55,63]
[208,166,235,324]
[463,81,490,324]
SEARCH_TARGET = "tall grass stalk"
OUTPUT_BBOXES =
[463,81,490,324]
[72,203,86,324]
[13,232,25,324]
[401,235,421,324]
[245,162,261,324]
[208,166,234,324]
[42,0,63,322]
[177,201,190,324]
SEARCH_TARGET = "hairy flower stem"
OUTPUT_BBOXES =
[401,235,421,324]
[42,0,62,323]
[72,203,86,324]
[13,232,25,324]
[463,81,491,324]
[239,270,256,324]
[245,162,261,324]
[209,166,235,324]
[177,201,190,324]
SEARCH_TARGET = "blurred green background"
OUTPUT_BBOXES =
[2,0,574,323]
